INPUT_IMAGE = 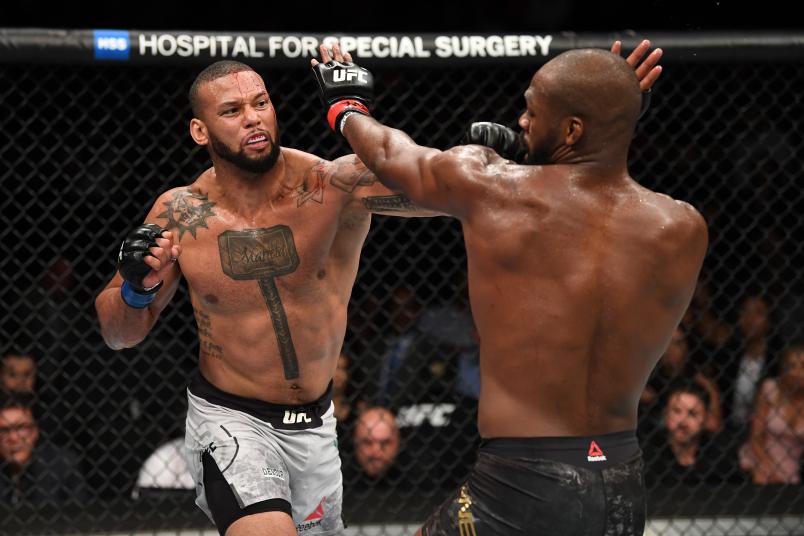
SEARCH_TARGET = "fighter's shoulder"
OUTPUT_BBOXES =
[146,186,190,216]
[283,147,324,166]
[428,145,512,188]
[150,181,210,208]
[651,192,708,251]
[438,144,507,169]
[146,173,216,223]
[654,192,706,230]
[283,148,355,181]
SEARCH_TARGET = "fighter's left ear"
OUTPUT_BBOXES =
[564,117,584,146]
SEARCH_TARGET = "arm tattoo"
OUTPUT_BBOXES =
[158,189,217,240]
[218,226,301,380]
[363,194,419,212]
[329,155,378,193]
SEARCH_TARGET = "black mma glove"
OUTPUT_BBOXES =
[117,223,165,308]
[461,122,526,163]
[312,59,374,134]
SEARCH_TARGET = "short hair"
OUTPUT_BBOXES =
[666,380,710,412]
[189,60,256,118]
[1,353,35,364]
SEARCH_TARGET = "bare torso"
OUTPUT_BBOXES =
[143,149,402,404]
[461,158,707,437]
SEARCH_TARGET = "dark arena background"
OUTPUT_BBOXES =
[1,5,803,535]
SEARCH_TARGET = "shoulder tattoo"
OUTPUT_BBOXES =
[157,189,217,240]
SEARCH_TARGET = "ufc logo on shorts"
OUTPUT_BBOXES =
[283,410,312,424]
[333,69,368,84]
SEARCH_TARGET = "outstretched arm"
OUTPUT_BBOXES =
[312,44,495,218]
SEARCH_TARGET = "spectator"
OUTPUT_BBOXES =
[739,343,804,485]
[639,327,722,435]
[724,294,777,432]
[1,348,69,446]
[376,283,479,493]
[680,279,733,364]
[352,407,400,479]
[644,381,740,487]
[0,390,86,505]
[1,353,36,393]
[375,285,423,406]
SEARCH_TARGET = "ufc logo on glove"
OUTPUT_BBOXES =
[332,68,368,83]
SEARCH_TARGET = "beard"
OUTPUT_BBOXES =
[523,138,555,165]
[208,129,281,174]
[522,127,563,166]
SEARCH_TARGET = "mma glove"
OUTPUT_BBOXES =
[312,59,374,135]
[460,122,526,163]
[117,223,165,308]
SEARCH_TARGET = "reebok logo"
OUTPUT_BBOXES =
[304,497,326,521]
[587,440,607,462]
[297,497,325,532]
[333,68,368,83]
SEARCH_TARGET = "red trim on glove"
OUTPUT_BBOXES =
[327,99,370,131]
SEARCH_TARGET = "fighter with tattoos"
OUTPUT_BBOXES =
[94,61,434,536]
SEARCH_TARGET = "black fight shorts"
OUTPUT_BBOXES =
[422,431,645,536]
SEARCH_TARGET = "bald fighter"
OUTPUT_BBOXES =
[312,42,707,535]
[95,61,438,536]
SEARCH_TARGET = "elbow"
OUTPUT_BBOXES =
[95,296,146,350]
[98,321,141,351]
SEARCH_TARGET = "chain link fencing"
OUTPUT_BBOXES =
[1,41,803,534]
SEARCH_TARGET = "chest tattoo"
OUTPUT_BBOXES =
[218,225,301,379]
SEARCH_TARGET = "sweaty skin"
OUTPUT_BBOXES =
[96,70,435,404]
[329,47,708,437]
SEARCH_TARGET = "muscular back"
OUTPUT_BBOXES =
[458,154,708,437]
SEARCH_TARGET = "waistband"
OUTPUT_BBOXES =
[188,370,333,430]
[480,430,640,469]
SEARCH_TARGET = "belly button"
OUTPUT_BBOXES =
[316,269,326,279]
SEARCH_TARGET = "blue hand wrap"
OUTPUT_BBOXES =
[120,280,160,309]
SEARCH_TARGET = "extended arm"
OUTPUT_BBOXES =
[311,44,494,217]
